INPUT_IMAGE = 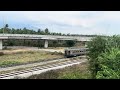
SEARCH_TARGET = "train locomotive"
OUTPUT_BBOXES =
[64,48,88,57]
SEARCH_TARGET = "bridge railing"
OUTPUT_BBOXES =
[0,34,93,41]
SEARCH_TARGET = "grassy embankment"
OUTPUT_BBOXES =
[27,61,91,79]
[0,50,64,68]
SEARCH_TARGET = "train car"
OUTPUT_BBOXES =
[64,48,88,57]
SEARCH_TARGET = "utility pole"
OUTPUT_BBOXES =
[3,17,5,34]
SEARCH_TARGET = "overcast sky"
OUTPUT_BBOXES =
[0,11,120,35]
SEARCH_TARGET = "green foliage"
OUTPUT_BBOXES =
[87,35,120,79]
[0,27,78,47]
[87,36,107,78]
[98,48,120,70]
[65,40,75,47]
[106,35,120,49]
[96,48,120,79]
[44,28,49,34]
[0,61,20,68]
[53,41,57,47]
[5,24,9,28]
[28,70,59,79]
[0,52,4,56]
[58,70,91,79]
[96,65,119,79]
[58,71,82,79]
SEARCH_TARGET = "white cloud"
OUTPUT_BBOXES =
[24,11,97,29]
[0,11,120,35]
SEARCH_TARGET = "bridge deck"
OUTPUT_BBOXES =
[0,34,92,41]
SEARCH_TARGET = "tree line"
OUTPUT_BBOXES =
[0,27,64,36]
[0,24,98,37]
[0,25,69,36]
[1,24,76,48]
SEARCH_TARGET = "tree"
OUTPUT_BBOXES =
[4,24,9,33]
[65,40,75,47]
[11,28,16,34]
[37,29,41,34]
[23,27,27,34]
[67,33,70,36]
[5,24,8,28]
[53,41,57,47]
[87,36,107,78]
[45,28,49,34]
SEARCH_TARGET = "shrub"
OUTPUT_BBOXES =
[0,61,20,67]
[96,48,120,79]
[65,40,75,47]
[0,52,4,56]
[87,35,120,79]
[87,36,107,78]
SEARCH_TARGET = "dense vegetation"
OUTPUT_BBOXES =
[87,35,120,79]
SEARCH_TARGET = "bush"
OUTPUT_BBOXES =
[87,36,107,78]
[65,40,75,47]
[0,52,4,56]
[96,48,120,79]
[87,35,120,79]
[0,61,20,68]
[96,65,119,79]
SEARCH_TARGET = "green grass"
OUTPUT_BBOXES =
[0,61,21,67]
[0,51,64,67]
[27,62,91,79]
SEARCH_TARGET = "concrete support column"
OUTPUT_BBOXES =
[44,40,48,48]
[84,41,87,47]
[0,40,3,50]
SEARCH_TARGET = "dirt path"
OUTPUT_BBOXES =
[1,46,65,54]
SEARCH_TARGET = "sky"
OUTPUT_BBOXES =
[0,11,120,35]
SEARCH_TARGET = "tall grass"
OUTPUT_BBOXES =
[27,62,91,79]
[0,51,64,67]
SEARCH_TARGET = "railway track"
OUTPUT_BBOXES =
[0,56,87,79]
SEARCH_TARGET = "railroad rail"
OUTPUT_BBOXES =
[0,56,87,79]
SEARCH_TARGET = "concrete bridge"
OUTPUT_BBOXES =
[0,34,93,50]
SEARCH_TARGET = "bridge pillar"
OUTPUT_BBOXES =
[0,40,3,50]
[44,40,48,48]
[84,41,87,47]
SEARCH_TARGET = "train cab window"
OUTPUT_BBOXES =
[65,51,67,55]
[68,51,70,55]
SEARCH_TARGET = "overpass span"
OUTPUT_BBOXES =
[0,34,93,49]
